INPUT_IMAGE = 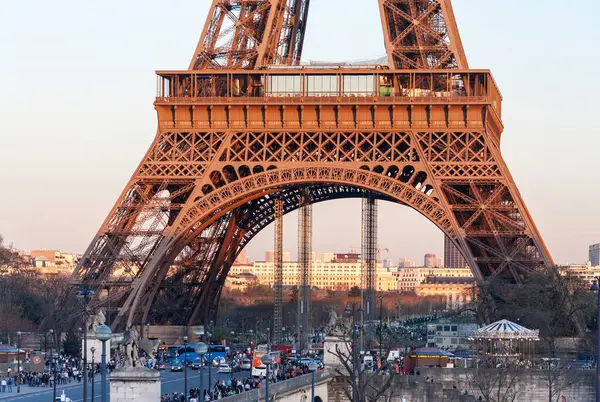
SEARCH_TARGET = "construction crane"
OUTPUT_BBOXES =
[377,247,390,263]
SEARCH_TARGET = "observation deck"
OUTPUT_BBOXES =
[154,67,502,134]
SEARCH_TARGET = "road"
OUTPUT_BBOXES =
[0,367,249,402]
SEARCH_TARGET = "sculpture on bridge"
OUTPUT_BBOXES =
[86,309,106,333]
[325,308,351,337]
[121,324,142,368]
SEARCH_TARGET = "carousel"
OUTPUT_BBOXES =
[471,319,539,367]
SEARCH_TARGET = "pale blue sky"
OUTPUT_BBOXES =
[1,1,599,265]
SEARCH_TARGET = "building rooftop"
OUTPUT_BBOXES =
[423,276,475,285]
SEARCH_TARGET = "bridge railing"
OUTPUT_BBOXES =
[218,370,331,402]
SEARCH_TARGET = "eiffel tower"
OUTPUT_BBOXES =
[74,0,553,329]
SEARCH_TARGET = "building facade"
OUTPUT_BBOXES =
[396,267,473,292]
[426,323,478,350]
[590,244,600,267]
[444,235,467,268]
[559,263,600,286]
[415,276,475,309]
[230,260,396,291]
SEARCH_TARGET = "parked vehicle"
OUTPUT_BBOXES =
[154,363,166,370]
[241,358,252,370]
[218,363,232,374]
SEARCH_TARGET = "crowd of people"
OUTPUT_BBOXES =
[159,354,322,402]
[0,355,107,393]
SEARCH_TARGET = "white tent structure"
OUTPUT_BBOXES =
[472,319,539,367]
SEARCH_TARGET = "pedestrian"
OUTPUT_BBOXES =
[1,378,6,393]
[7,378,12,392]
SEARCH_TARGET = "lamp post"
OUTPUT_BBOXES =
[261,354,273,402]
[183,335,189,401]
[49,329,54,364]
[16,331,21,393]
[76,288,95,402]
[95,324,112,402]
[145,323,150,339]
[206,327,213,401]
[53,352,59,401]
[345,302,363,402]
[379,295,384,361]
[90,347,96,402]
[195,342,208,402]
[591,280,600,402]
[308,362,318,402]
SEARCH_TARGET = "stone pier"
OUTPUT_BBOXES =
[110,367,161,402]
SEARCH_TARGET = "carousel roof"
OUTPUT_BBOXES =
[472,319,539,340]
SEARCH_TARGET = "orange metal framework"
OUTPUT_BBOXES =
[73,0,553,329]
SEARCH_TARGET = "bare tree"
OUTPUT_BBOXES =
[468,364,522,402]
[328,329,395,402]
[542,359,583,402]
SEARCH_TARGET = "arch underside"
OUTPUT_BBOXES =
[74,128,552,330]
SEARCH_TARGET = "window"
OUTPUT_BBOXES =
[444,326,450,332]
[307,75,338,96]
[451,325,458,332]
[343,75,376,95]
[451,338,458,344]
[268,75,301,95]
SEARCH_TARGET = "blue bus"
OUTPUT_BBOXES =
[176,344,228,365]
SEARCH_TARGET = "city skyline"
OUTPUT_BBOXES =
[1,0,600,265]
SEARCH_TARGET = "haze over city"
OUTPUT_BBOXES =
[1,0,599,264]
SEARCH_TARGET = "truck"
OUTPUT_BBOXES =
[251,346,281,378]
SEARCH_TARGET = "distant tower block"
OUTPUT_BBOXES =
[445,235,466,268]
[424,254,437,268]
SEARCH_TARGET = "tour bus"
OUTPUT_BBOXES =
[176,344,228,365]
[251,347,281,378]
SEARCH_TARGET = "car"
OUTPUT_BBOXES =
[171,364,183,372]
[218,363,232,374]
[240,359,252,370]
[191,362,203,370]
[154,363,166,370]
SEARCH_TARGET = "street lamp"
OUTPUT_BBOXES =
[261,354,273,402]
[90,346,96,402]
[195,342,208,402]
[183,335,189,402]
[76,288,95,402]
[591,280,600,402]
[379,295,384,360]
[308,362,318,402]
[145,323,150,339]
[52,352,59,401]
[16,331,21,393]
[95,324,112,402]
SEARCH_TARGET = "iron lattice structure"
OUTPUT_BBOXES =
[191,0,310,69]
[73,0,553,329]
[297,189,312,351]
[273,198,284,346]
[361,197,378,323]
